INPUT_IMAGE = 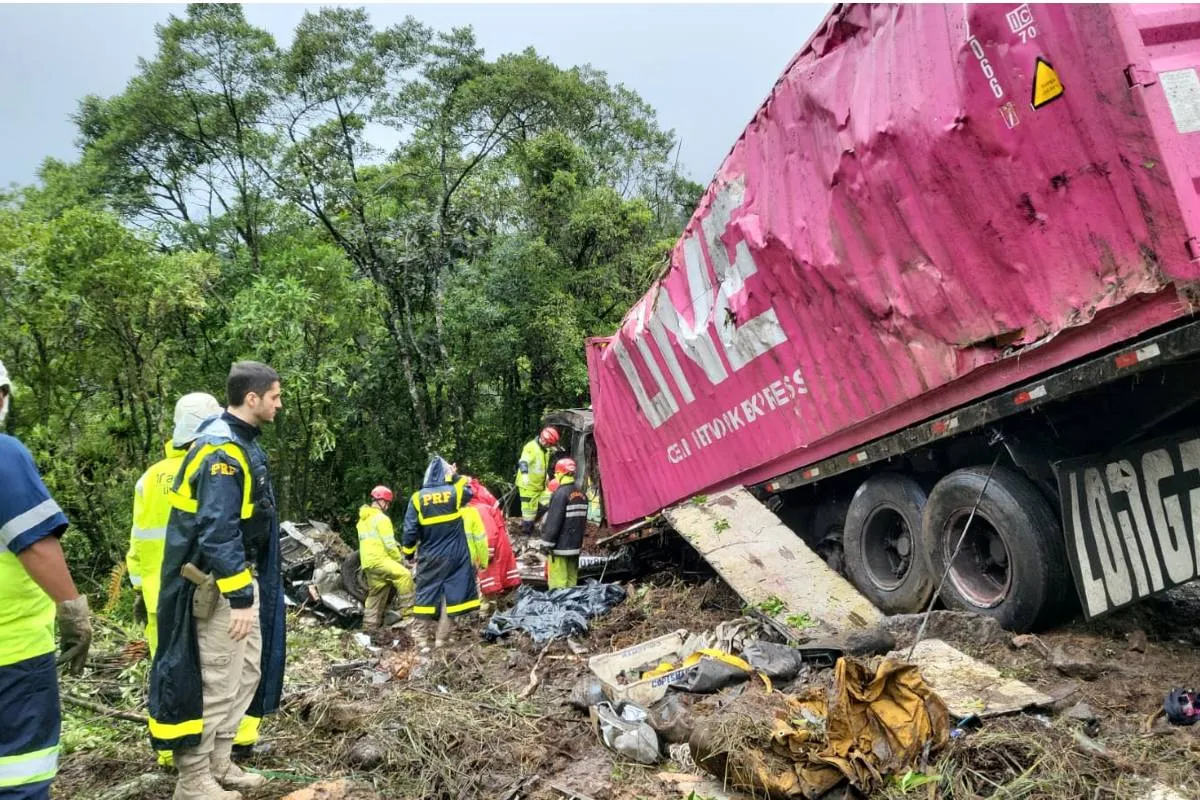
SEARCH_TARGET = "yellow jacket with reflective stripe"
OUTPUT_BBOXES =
[461,506,490,570]
[0,434,69,668]
[126,441,187,614]
[357,505,401,569]
[514,438,550,497]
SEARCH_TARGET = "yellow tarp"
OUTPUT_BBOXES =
[693,657,950,799]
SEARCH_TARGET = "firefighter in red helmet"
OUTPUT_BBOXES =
[356,484,414,630]
[537,459,588,589]
[514,426,560,537]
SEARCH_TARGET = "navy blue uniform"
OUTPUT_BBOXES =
[402,457,478,618]
[147,412,285,751]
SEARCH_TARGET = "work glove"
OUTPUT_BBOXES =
[57,596,93,674]
[132,591,148,626]
[536,540,554,553]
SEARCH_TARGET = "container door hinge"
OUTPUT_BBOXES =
[1125,64,1157,88]
[1186,237,1200,262]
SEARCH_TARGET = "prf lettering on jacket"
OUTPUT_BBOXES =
[422,491,451,506]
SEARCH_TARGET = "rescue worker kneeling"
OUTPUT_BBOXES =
[537,459,588,589]
[357,485,414,630]
[401,456,478,652]
[148,362,286,800]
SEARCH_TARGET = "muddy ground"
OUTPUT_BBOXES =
[56,559,1200,800]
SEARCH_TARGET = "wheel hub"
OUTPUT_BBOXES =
[862,507,914,590]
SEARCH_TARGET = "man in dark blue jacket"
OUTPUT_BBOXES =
[149,362,286,800]
[402,456,477,652]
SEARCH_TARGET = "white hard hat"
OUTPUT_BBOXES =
[173,392,222,447]
[0,359,10,391]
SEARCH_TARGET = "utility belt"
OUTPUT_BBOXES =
[182,563,257,620]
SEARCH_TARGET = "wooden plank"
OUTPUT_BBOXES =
[894,639,1052,718]
[663,488,882,634]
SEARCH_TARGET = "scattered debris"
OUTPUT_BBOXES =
[1128,628,1149,653]
[483,582,627,643]
[591,701,662,764]
[885,610,1009,648]
[1065,701,1098,724]
[1050,643,1105,680]
[892,638,1052,717]
[690,656,949,797]
[345,737,385,770]
[281,778,380,800]
[663,488,882,633]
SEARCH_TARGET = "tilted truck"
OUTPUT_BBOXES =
[584,3,1200,632]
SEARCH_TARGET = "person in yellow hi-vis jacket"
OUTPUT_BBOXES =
[356,485,415,630]
[513,427,559,537]
[1,359,93,800]
[127,393,222,768]
[128,394,221,654]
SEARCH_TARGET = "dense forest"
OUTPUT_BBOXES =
[0,4,702,589]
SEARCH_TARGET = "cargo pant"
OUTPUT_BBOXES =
[546,554,579,589]
[178,580,262,761]
[364,560,414,629]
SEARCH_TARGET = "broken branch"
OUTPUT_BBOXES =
[517,642,552,701]
[62,693,148,724]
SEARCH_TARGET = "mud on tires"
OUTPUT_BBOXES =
[921,465,1072,633]
[843,474,934,614]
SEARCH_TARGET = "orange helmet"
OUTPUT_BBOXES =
[370,485,394,502]
[554,458,576,476]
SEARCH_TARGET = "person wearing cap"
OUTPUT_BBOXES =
[148,361,286,800]
[0,359,93,799]
[128,393,222,655]
[537,459,589,589]
[126,392,223,768]
[514,426,560,537]
[356,485,415,631]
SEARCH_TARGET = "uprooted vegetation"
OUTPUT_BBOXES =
[55,574,1200,800]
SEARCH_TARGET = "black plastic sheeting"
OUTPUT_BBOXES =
[483,582,627,643]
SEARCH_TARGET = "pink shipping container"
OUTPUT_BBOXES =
[588,2,1200,529]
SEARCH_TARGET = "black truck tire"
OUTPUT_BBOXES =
[842,474,934,614]
[921,465,1071,633]
[341,551,367,602]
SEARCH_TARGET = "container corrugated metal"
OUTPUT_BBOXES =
[588,3,1200,525]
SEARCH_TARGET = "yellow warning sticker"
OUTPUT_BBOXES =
[1032,57,1064,109]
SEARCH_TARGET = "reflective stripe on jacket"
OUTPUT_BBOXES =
[148,412,285,751]
[539,476,589,556]
[0,434,69,668]
[357,505,401,569]
[126,441,187,616]
[514,438,550,498]
[460,506,490,570]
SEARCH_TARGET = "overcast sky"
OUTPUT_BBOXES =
[0,3,831,190]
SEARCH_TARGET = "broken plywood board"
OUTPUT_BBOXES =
[663,488,882,634]
[893,638,1052,718]
[656,772,754,800]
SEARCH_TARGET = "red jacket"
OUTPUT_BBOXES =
[470,480,521,595]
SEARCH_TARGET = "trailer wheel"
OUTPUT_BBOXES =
[811,498,849,575]
[843,474,934,613]
[921,466,1070,632]
[341,552,368,602]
